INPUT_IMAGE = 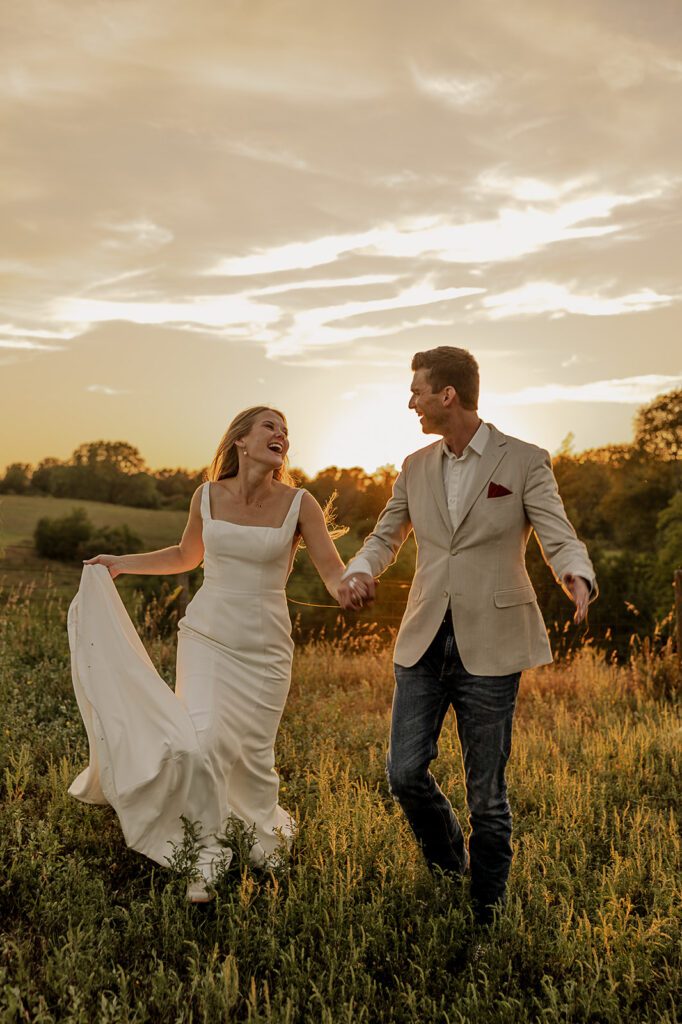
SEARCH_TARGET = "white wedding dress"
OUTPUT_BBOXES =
[68,483,302,877]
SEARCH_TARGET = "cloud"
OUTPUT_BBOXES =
[474,171,589,202]
[410,65,498,108]
[491,375,682,406]
[209,183,664,279]
[0,339,67,351]
[264,283,485,356]
[225,140,311,172]
[209,229,382,277]
[480,282,675,319]
[51,280,482,358]
[98,219,173,250]
[0,324,70,351]
[87,384,132,396]
[52,294,281,331]
[251,274,399,296]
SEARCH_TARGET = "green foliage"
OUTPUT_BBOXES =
[78,522,146,561]
[29,441,161,508]
[652,491,682,618]
[154,467,205,509]
[0,587,680,1022]
[0,462,31,495]
[34,508,93,561]
[33,508,144,563]
[4,385,682,652]
[634,387,682,460]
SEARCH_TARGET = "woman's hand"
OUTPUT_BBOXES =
[338,573,375,610]
[83,554,124,579]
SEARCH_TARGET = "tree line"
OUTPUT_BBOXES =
[3,389,680,656]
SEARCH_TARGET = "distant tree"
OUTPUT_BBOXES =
[71,441,147,475]
[0,463,32,494]
[633,388,682,461]
[552,451,611,539]
[31,457,62,494]
[651,490,682,618]
[32,441,161,507]
[114,472,160,509]
[154,467,206,508]
[575,443,632,467]
[597,455,678,550]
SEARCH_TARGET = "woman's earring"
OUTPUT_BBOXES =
[243,448,248,456]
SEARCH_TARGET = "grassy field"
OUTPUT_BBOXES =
[0,495,189,601]
[0,579,680,1023]
[0,493,413,639]
[0,495,188,550]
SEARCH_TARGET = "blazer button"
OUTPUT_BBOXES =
[442,590,449,598]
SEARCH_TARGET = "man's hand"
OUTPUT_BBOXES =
[563,573,590,623]
[337,573,376,610]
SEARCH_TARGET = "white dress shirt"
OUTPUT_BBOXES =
[441,421,490,532]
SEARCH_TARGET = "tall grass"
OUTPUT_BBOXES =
[0,583,680,1023]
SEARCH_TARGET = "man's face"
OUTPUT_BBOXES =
[409,368,446,434]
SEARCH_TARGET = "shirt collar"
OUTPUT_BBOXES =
[442,421,490,461]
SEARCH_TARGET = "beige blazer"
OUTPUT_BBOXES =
[354,424,596,676]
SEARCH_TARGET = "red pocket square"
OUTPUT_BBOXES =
[487,482,512,498]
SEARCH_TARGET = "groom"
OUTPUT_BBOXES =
[338,346,596,925]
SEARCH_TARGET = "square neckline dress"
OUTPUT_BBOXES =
[68,483,304,875]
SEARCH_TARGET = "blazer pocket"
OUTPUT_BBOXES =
[494,585,536,608]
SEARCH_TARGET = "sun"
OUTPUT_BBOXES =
[305,389,428,475]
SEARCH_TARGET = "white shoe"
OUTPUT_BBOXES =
[186,844,234,902]
[248,841,265,869]
[186,877,215,903]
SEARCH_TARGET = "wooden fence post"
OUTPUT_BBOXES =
[671,573,675,684]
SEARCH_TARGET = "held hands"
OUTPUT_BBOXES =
[563,573,590,623]
[82,554,123,579]
[337,573,376,611]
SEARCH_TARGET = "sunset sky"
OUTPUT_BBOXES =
[2,0,681,477]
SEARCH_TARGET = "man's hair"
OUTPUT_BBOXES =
[411,347,479,410]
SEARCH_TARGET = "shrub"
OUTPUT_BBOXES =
[33,508,144,562]
[78,523,144,560]
[34,508,93,560]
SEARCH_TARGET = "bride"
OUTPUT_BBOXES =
[68,405,365,900]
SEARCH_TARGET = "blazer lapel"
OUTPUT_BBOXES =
[425,441,452,535]
[454,424,507,533]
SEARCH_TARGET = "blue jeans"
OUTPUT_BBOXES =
[387,615,520,921]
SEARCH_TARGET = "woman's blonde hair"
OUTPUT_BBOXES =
[207,406,295,486]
